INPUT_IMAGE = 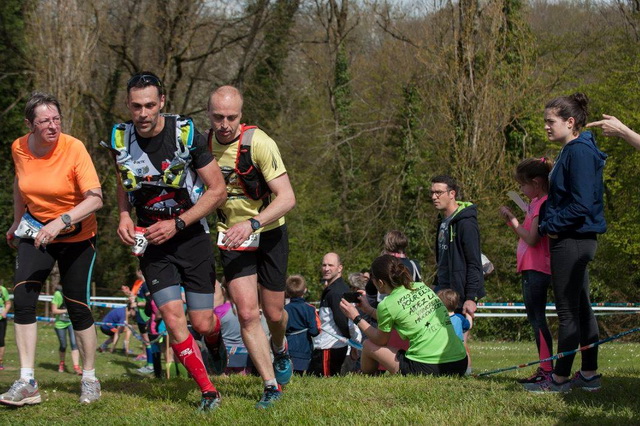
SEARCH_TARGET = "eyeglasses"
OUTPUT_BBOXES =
[127,74,163,91]
[33,116,62,127]
[430,190,451,198]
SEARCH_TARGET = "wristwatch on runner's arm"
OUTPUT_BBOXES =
[174,217,186,232]
[249,218,261,231]
[61,213,72,229]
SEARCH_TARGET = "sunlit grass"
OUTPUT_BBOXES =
[0,324,638,424]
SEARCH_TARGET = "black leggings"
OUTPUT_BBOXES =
[522,270,553,371]
[550,237,599,377]
[13,238,96,331]
[0,319,6,347]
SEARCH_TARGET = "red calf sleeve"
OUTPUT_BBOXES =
[171,334,216,394]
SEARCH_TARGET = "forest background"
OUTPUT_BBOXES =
[1,0,639,339]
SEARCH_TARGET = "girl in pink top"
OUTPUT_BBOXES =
[499,158,553,384]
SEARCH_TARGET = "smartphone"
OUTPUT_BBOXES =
[342,292,361,303]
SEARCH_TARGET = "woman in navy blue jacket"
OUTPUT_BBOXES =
[525,93,607,393]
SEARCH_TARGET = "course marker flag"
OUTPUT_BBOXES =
[475,326,640,377]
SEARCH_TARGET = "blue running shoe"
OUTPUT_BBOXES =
[522,376,571,393]
[255,385,282,409]
[570,371,602,392]
[198,391,222,412]
[272,339,293,386]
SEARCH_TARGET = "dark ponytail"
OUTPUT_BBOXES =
[545,93,589,132]
[370,255,413,291]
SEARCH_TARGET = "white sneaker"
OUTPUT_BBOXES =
[79,379,101,404]
[0,379,42,406]
[136,365,154,375]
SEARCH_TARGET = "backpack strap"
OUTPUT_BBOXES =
[162,115,194,187]
[109,122,132,163]
[174,116,195,151]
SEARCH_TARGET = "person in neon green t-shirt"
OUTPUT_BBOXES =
[0,282,12,370]
[339,255,467,376]
[51,286,81,375]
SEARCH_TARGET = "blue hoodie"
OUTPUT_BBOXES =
[540,131,607,236]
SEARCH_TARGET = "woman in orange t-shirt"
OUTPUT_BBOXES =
[0,92,103,407]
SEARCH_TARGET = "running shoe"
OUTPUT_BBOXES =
[97,345,106,353]
[79,379,101,404]
[73,365,83,376]
[255,385,283,409]
[198,391,222,412]
[570,371,602,392]
[517,367,552,384]
[58,361,66,373]
[272,339,292,386]
[134,353,147,362]
[136,365,154,375]
[522,376,571,393]
[0,379,42,406]
[205,335,227,376]
[0,364,4,371]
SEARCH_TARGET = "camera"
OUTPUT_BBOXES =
[342,292,361,303]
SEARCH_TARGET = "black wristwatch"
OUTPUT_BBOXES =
[353,315,363,326]
[249,218,261,231]
[174,217,186,232]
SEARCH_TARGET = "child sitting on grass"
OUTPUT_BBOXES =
[437,289,473,374]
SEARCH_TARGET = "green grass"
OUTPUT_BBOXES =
[0,324,638,425]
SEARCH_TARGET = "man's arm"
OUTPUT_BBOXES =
[254,173,296,227]
[459,220,484,317]
[144,160,227,245]
[221,172,296,248]
[329,288,351,338]
[116,183,136,245]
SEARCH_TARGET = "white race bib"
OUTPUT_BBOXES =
[14,212,44,239]
[217,232,260,251]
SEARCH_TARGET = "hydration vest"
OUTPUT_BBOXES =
[101,115,195,192]
[209,124,271,200]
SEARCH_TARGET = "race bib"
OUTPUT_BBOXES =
[14,212,44,239]
[217,232,260,251]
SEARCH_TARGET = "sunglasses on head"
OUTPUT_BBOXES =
[127,74,163,90]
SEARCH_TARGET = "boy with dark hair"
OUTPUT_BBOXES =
[284,276,320,374]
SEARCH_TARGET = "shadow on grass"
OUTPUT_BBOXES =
[41,371,263,406]
[480,373,640,423]
[109,358,141,371]
[557,375,640,423]
[38,362,62,373]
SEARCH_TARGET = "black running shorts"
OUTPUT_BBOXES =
[219,225,288,292]
[140,231,216,295]
[397,350,467,377]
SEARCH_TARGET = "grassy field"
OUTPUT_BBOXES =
[0,323,638,425]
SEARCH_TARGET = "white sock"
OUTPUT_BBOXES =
[272,337,287,354]
[264,378,278,388]
[20,368,35,381]
[82,369,97,381]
